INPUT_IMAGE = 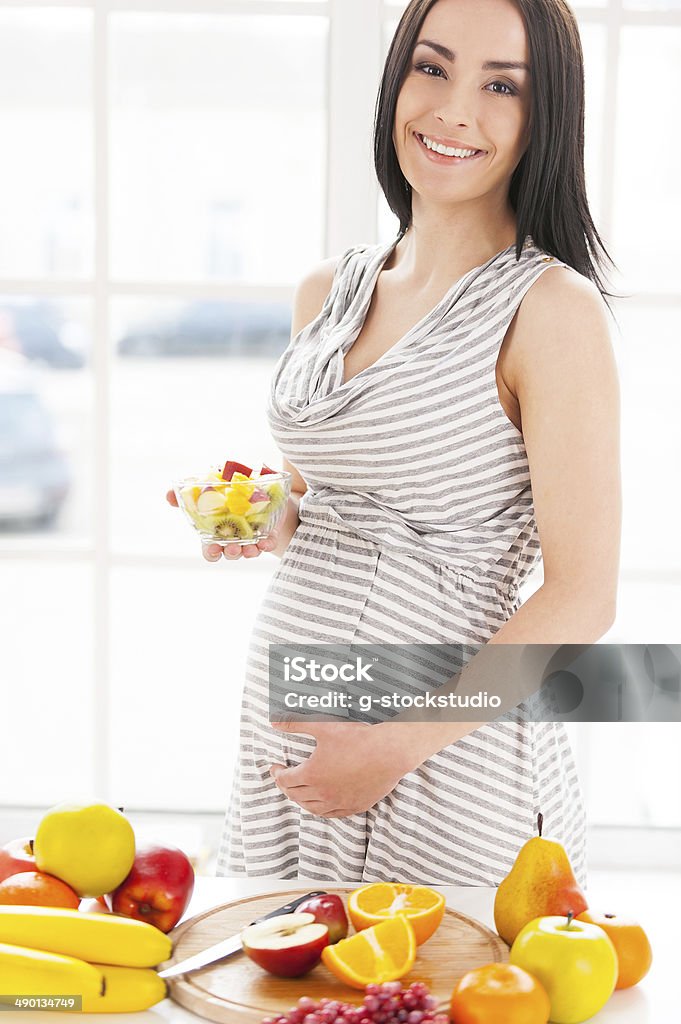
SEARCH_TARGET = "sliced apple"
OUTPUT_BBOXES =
[241,912,329,978]
[196,487,228,515]
[179,484,202,515]
[246,488,271,515]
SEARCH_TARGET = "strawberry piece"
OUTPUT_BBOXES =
[222,460,252,481]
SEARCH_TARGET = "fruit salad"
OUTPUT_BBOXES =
[174,459,291,546]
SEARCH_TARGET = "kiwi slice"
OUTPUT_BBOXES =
[247,512,271,529]
[214,514,254,540]
[266,482,286,509]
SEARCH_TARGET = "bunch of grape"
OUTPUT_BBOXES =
[261,980,449,1024]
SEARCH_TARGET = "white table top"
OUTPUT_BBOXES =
[4,872,673,1023]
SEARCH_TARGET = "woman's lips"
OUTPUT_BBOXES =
[414,132,487,165]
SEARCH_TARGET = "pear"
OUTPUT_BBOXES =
[494,813,588,946]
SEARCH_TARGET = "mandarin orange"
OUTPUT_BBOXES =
[577,911,652,989]
[449,963,551,1024]
[0,870,80,909]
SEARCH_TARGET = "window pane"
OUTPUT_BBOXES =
[0,563,95,805]
[0,9,92,279]
[110,564,275,809]
[0,297,92,543]
[615,303,681,574]
[608,582,681,642]
[110,13,327,283]
[624,1,681,9]
[584,724,681,827]
[111,297,287,554]
[613,27,681,293]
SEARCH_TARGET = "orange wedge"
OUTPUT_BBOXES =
[348,882,446,945]
[321,915,416,990]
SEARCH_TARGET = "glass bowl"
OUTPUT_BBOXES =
[174,470,292,546]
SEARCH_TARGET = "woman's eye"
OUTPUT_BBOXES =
[413,64,518,96]
[487,80,518,96]
[414,61,445,78]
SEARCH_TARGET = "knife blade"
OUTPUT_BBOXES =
[158,890,328,978]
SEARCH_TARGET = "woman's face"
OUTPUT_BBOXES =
[393,0,532,211]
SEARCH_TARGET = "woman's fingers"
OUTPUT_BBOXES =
[166,489,179,507]
[257,530,278,553]
[202,543,225,562]
[201,530,279,562]
[222,543,242,559]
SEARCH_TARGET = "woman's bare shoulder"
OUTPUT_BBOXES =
[503,264,616,394]
[291,256,340,335]
[521,263,611,338]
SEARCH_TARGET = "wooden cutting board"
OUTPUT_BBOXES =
[161,888,508,1023]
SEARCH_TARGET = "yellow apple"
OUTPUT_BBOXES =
[509,915,618,1024]
[34,802,135,898]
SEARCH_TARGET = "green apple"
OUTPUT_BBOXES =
[510,915,618,1024]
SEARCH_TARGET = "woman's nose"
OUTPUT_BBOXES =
[434,85,475,129]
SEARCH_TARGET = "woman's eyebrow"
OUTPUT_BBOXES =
[415,38,530,73]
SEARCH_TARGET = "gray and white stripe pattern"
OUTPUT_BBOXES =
[216,236,587,886]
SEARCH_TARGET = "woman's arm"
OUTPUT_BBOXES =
[270,257,338,558]
[493,265,621,640]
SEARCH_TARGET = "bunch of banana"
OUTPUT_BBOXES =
[0,907,172,1012]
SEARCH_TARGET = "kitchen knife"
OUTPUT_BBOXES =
[158,891,328,978]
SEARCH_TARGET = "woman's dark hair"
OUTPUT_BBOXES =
[374,0,620,305]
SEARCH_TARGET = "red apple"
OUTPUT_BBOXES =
[105,843,194,933]
[241,912,329,977]
[259,464,276,475]
[222,460,252,481]
[0,837,36,883]
[296,893,348,944]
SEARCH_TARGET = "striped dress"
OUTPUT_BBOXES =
[215,235,587,886]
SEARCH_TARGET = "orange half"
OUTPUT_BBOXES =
[348,882,445,945]
[321,915,416,990]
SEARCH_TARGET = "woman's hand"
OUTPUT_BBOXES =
[165,489,278,562]
[268,720,416,817]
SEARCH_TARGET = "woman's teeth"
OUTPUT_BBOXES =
[418,133,480,158]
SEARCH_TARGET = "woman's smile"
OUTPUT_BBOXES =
[414,130,488,165]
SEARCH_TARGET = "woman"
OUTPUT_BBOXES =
[170,0,620,884]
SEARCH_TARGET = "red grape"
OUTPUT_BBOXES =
[261,981,448,1024]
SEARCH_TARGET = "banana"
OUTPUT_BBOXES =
[0,942,104,999]
[79,965,168,1013]
[0,907,172,968]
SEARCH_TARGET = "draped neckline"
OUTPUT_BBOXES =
[338,234,528,388]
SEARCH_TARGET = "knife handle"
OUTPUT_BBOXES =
[250,891,328,926]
